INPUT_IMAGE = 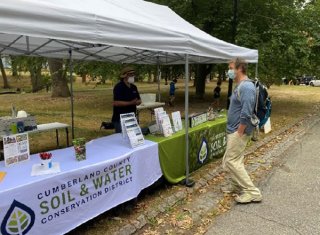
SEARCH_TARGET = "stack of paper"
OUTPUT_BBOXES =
[120,113,135,139]
[154,107,174,137]
[31,162,61,176]
[120,113,145,148]
[172,111,183,132]
[160,114,173,137]
[154,107,165,134]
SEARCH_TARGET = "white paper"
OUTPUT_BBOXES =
[154,107,164,133]
[31,162,61,176]
[125,123,144,148]
[148,124,159,134]
[160,114,173,137]
[120,114,145,148]
[156,111,167,134]
[172,111,183,132]
[3,133,30,167]
[120,112,135,138]
[263,118,272,134]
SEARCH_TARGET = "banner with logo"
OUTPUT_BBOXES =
[189,120,227,172]
[146,118,227,184]
[0,137,161,235]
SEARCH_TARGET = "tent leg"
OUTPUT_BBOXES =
[182,54,195,187]
[157,63,161,102]
[255,63,258,80]
[69,49,75,140]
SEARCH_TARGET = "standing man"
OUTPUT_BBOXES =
[112,66,141,133]
[222,58,262,203]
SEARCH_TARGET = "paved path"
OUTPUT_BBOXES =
[205,122,320,235]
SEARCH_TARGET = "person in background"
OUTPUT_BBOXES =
[222,58,262,204]
[212,80,222,109]
[112,66,141,133]
[168,79,177,106]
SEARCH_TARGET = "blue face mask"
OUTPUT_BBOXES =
[227,69,235,80]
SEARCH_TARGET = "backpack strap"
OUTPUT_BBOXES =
[237,79,260,115]
[254,80,259,114]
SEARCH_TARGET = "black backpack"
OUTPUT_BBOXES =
[253,80,272,128]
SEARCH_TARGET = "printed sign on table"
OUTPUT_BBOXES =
[3,133,30,167]
[0,142,161,235]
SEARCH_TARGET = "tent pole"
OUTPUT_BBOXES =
[157,63,161,102]
[183,54,194,187]
[255,63,258,80]
[69,49,75,140]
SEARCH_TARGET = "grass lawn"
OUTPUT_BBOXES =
[0,76,319,153]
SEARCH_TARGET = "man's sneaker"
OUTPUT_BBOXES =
[221,184,242,194]
[235,193,263,204]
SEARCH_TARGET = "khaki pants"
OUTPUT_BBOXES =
[222,132,261,195]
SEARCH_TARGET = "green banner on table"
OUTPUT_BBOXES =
[188,121,227,172]
[146,117,227,184]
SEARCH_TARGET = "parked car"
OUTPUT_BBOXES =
[296,75,315,85]
[309,79,320,87]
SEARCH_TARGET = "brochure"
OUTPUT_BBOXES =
[120,112,145,148]
[3,133,30,167]
[172,111,183,132]
[120,112,135,138]
[157,111,168,134]
[125,123,145,148]
[160,114,173,137]
[154,107,164,133]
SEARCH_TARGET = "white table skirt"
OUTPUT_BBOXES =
[0,134,161,235]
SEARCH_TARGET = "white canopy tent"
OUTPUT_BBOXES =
[0,0,258,185]
[0,0,258,63]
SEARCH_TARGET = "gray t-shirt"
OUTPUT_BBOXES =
[227,79,256,135]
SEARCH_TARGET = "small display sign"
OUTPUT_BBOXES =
[189,112,208,128]
[3,133,30,167]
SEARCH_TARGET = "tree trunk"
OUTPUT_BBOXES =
[81,74,86,83]
[26,58,45,93]
[48,59,71,97]
[164,67,168,85]
[0,57,10,89]
[148,70,152,83]
[193,65,198,87]
[195,64,212,99]
[10,56,18,77]
[153,72,157,83]
[30,68,43,93]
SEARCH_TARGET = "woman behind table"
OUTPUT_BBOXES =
[112,66,141,133]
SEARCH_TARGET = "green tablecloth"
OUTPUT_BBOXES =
[146,117,227,184]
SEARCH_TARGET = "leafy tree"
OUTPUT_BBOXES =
[149,0,320,91]
[13,56,46,92]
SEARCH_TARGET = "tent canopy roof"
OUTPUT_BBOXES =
[0,0,258,64]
